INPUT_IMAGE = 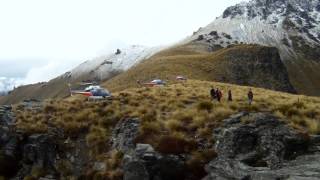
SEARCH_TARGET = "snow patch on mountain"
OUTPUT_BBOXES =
[67,45,162,81]
[187,0,320,59]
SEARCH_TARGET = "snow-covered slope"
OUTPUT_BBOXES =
[62,45,162,82]
[186,0,320,95]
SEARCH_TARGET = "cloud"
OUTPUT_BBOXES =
[21,40,129,84]
[0,77,23,94]
[0,61,78,93]
[22,61,79,84]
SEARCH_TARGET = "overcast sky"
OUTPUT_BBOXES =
[0,0,247,85]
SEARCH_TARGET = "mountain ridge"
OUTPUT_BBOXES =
[186,0,320,95]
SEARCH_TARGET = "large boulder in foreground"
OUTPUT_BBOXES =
[0,105,61,179]
[123,144,187,180]
[112,118,188,180]
[0,105,22,177]
[204,112,320,180]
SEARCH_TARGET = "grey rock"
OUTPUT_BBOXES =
[112,118,140,154]
[39,175,57,180]
[0,105,60,179]
[0,105,21,177]
[93,162,106,172]
[123,144,187,180]
[135,144,155,157]
[13,133,59,179]
[204,112,320,180]
[112,119,189,180]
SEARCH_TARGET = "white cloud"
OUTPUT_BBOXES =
[22,62,68,84]
[0,77,23,93]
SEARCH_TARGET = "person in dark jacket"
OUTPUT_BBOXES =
[248,88,254,105]
[210,87,216,100]
[228,90,233,101]
[216,88,222,102]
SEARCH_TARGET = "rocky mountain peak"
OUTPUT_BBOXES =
[219,0,320,50]
[223,0,320,20]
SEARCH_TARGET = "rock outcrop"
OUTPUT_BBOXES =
[0,105,91,179]
[0,105,62,179]
[112,118,141,154]
[123,144,187,180]
[111,118,189,180]
[204,112,320,180]
[0,106,21,177]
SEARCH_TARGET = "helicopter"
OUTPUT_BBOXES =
[140,79,166,87]
[176,75,187,81]
[68,83,111,100]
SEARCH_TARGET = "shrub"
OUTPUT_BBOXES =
[140,121,162,136]
[293,100,306,109]
[291,115,308,127]
[141,110,157,122]
[156,134,197,154]
[30,166,46,179]
[197,101,213,112]
[63,121,83,136]
[212,107,234,121]
[186,149,217,178]
[306,119,320,135]
[56,160,73,177]
[173,110,194,123]
[165,119,183,132]
[43,104,57,113]
[86,126,109,155]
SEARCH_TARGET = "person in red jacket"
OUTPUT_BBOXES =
[228,90,233,102]
[248,88,254,105]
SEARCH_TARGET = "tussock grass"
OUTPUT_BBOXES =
[14,80,320,141]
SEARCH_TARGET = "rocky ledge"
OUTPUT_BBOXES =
[112,112,320,180]
[204,112,320,180]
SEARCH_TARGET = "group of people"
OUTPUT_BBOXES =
[210,87,254,105]
[210,87,224,102]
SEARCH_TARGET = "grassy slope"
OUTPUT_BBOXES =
[103,44,294,93]
[0,78,70,105]
[14,79,320,178]
[285,35,320,96]
[285,58,320,96]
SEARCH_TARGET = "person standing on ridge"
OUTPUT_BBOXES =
[248,88,254,105]
[136,80,142,87]
[216,88,222,102]
[228,90,233,101]
[210,86,216,100]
